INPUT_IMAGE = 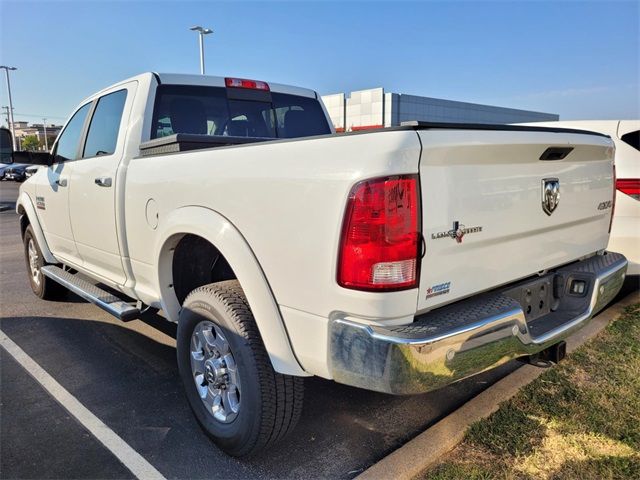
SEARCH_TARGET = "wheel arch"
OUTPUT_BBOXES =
[16,192,57,264]
[155,205,308,377]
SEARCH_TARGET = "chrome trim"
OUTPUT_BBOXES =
[330,252,627,395]
[541,178,560,216]
[41,265,139,321]
[341,307,523,347]
[94,177,112,187]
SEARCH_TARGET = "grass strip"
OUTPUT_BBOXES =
[420,303,640,480]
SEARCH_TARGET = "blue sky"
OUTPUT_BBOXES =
[0,0,638,125]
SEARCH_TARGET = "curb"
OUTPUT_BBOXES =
[357,291,639,480]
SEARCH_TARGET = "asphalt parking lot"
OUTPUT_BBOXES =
[1,179,631,479]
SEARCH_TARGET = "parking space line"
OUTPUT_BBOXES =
[0,330,166,480]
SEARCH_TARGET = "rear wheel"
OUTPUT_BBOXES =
[177,280,304,457]
[23,225,66,300]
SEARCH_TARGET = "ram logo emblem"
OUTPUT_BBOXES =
[542,178,560,216]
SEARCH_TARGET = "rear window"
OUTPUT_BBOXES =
[621,130,639,152]
[151,85,331,140]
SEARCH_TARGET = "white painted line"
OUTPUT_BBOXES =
[0,330,166,480]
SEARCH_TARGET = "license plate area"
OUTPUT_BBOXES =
[504,275,555,323]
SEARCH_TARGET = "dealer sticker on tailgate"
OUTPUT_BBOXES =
[426,281,451,299]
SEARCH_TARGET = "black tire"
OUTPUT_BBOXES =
[23,225,66,300]
[177,280,304,457]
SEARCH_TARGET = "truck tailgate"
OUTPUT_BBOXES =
[417,128,615,313]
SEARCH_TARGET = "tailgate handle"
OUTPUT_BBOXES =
[539,147,573,161]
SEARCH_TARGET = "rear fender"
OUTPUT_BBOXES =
[156,205,309,377]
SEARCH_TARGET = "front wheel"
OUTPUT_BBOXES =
[177,280,304,457]
[23,225,66,300]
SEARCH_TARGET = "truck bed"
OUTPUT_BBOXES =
[138,122,609,157]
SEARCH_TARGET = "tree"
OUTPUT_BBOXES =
[21,135,39,151]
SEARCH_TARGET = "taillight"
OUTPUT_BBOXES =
[616,178,640,200]
[338,175,421,291]
[609,164,616,233]
[225,77,270,91]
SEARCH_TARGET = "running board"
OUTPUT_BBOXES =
[41,266,140,322]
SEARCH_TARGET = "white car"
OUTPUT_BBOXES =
[522,121,639,275]
[15,73,627,456]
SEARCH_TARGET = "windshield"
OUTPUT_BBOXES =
[151,85,331,140]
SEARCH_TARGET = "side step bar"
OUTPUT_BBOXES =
[41,266,140,322]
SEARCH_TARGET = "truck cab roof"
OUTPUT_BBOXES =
[85,72,319,104]
[155,73,319,99]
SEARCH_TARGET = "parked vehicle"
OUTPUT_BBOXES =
[4,164,29,182]
[0,164,10,180]
[24,165,39,178]
[16,73,627,456]
[521,120,639,275]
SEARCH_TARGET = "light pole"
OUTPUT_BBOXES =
[190,26,213,75]
[43,118,49,151]
[2,106,10,129]
[0,66,17,150]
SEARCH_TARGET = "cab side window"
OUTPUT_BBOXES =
[54,103,91,163]
[83,89,128,158]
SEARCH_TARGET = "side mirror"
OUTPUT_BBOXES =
[0,127,12,164]
[12,150,52,166]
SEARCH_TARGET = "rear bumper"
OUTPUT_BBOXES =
[330,252,627,394]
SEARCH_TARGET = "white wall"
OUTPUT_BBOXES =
[322,88,559,131]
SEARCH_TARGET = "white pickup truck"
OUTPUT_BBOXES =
[15,73,627,456]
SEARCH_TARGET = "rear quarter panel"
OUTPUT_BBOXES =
[125,130,422,322]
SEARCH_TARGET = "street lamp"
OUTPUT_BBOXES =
[43,118,49,151]
[190,26,213,75]
[0,66,17,150]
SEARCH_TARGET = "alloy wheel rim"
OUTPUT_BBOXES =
[27,239,41,286]
[190,320,241,423]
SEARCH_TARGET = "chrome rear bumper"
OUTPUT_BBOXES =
[330,252,627,394]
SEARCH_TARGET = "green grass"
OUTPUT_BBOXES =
[420,303,640,480]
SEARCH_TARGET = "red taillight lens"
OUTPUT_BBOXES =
[225,77,270,91]
[616,178,640,200]
[338,175,421,291]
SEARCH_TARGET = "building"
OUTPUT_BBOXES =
[321,87,558,132]
[11,121,62,150]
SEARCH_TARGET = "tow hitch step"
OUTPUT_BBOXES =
[41,266,140,322]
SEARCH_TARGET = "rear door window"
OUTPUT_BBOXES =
[83,89,128,158]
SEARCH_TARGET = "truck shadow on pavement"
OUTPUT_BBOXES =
[0,314,519,479]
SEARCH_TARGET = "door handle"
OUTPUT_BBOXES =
[55,178,67,187]
[95,177,112,187]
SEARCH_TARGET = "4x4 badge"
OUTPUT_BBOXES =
[542,178,560,215]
